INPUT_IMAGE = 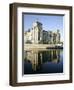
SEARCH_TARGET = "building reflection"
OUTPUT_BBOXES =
[24,49,61,71]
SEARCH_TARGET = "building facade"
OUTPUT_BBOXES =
[24,21,61,44]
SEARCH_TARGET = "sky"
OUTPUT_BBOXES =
[23,14,64,41]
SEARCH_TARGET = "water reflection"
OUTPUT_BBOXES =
[24,49,63,74]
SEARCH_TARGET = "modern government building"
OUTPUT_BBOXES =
[24,20,61,44]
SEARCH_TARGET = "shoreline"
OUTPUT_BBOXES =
[24,44,63,50]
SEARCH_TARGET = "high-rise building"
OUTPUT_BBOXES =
[31,21,43,44]
[24,21,61,44]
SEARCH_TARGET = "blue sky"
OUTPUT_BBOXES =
[23,14,64,41]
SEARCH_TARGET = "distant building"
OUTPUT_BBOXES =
[43,30,48,44]
[32,21,43,44]
[24,21,61,44]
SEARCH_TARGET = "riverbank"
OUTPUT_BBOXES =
[24,44,63,50]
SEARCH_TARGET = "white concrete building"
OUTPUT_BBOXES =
[24,21,61,44]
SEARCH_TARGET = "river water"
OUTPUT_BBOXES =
[24,49,63,74]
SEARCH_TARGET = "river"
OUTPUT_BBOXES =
[23,49,63,74]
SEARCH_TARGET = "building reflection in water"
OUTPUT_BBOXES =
[24,49,62,73]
